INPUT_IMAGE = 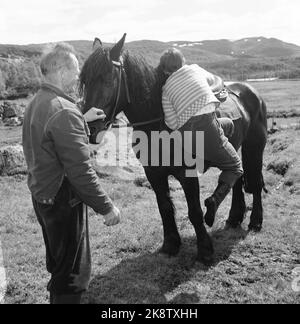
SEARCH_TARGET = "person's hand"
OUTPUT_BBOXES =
[84,107,106,123]
[103,206,121,226]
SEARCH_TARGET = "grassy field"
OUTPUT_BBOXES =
[0,80,300,304]
[0,128,299,304]
[249,80,300,116]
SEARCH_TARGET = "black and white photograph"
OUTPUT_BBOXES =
[0,0,299,306]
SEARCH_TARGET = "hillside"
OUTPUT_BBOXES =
[171,37,300,58]
[1,36,300,99]
[2,36,300,60]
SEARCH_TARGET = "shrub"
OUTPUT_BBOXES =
[267,159,293,176]
[0,59,41,99]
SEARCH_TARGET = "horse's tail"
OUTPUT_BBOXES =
[260,99,269,194]
[242,149,268,194]
[241,87,268,194]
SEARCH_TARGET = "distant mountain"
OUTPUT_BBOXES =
[167,37,300,58]
[231,37,300,57]
[1,36,300,61]
[1,37,300,99]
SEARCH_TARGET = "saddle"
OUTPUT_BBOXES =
[215,88,243,121]
[214,88,229,103]
[210,74,242,121]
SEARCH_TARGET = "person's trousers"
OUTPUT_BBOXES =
[32,178,91,299]
[217,117,235,138]
[179,112,243,187]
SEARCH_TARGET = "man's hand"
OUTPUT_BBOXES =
[84,107,106,123]
[103,206,121,226]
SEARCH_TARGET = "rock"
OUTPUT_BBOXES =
[2,102,17,118]
[0,101,24,127]
[1,101,25,119]
[3,117,23,127]
[0,145,27,176]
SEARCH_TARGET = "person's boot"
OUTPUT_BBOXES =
[204,182,232,227]
[52,293,82,304]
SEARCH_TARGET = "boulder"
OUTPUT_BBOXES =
[1,101,25,119]
[3,117,23,127]
[0,145,27,176]
[2,102,17,118]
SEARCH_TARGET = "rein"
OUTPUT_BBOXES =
[111,117,163,129]
[104,60,126,129]
[105,60,163,130]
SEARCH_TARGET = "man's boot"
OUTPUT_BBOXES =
[52,293,82,304]
[204,182,232,227]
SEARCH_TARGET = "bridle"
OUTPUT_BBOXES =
[103,59,163,130]
[103,60,130,130]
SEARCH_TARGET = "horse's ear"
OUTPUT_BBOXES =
[110,33,126,61]
[93,37,102,50]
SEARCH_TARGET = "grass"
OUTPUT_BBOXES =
[249,80,300,114]
[265,130,300,192]
[0,127,300,304]
[0,80,300,304]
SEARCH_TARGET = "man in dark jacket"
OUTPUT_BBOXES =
[22,43,120,304]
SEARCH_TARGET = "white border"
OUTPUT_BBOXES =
[0,240,6,304]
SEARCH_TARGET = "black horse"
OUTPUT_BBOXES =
[79,34,268,264]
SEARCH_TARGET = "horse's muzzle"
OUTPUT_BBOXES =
[87,120,108,144]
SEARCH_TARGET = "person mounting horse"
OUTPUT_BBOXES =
[159,48,243,228]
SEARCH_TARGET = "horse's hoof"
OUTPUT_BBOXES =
[226,209,246,228]
[248,223,262,232]
[196,254,214,267]
[224,222,238,231]
[224,221,241,230]
[159,242,181,257]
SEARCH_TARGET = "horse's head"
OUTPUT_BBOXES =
[79,34,127,143]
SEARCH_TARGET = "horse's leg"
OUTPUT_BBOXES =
[174,171,214,265]
[242,137,266,232]
[226,84,267,232]
[226,177,246,228]
[144,168,181,256]
[249,191,263,232]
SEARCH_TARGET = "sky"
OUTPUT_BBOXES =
[0,0,300,46]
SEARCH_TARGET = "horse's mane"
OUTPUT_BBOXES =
[122,51,165,110]
[79,47,112,97]
[79,46,167,114]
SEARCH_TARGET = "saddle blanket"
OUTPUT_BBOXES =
[216,93,243,121]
